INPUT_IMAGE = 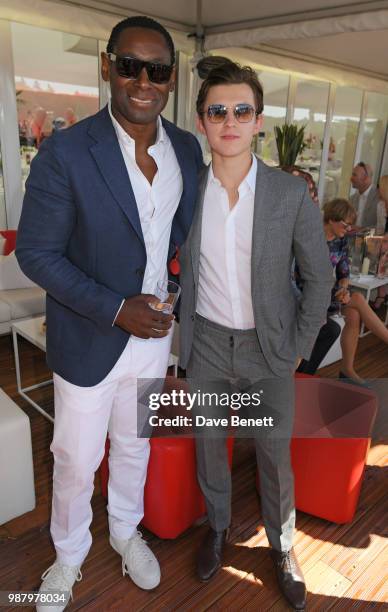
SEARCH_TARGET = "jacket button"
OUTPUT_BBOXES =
[136,268,144,276]
[191,315,195,321]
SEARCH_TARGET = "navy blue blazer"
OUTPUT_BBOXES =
[16,106,203,386]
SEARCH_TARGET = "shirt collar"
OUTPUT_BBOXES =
[108,100,165,149]
[208,154,257,194]
[360,184,372,199]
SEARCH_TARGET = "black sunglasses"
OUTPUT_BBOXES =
[107,53,173,84]
[202,103,259,124]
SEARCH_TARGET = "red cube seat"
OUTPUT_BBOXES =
[100,377,234,538]
[257,375,377,523]
[0,230,17,255]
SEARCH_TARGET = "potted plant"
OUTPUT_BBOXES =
[274,123,320,203]
[274,123,306,169]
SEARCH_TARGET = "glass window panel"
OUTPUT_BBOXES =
[292,78,330,185]
[254,71,289,166]
[322,86,363,203]
[360,91,388,181]
[0,142,6,228]
[11,23,99,189]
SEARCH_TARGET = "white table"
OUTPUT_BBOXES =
[12,316,54,423]
[11,316,179,423]
[349,274,388,337]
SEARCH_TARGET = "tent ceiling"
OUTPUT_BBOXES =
[64,0,387,29]
[261,28,388,78]
[32,0,388,81]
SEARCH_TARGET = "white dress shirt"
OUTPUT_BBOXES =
[196,156,257,330]
[108,103,183,324]
[356,184,372,226]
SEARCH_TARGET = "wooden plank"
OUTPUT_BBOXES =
[330,552,388,609]
[303,561,352,609]
[321,500,388,582]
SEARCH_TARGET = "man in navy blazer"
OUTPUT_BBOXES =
[16,16,202,608]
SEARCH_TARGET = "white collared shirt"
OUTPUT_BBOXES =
[108,102,183,323]
[356,184,372,226]
[196,156,257,330]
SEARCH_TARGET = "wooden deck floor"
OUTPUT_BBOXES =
[0,330,387,611]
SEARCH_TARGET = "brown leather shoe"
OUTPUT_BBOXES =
[270,547,307,610]
[196,527,228,582]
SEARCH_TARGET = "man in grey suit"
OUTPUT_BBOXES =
[350,162,380,227]
[179,61,333,610]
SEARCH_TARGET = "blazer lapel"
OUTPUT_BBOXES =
[163,119,199,255]
[190,165,209,284]
[88,107,145,248]
[251,158,271,294]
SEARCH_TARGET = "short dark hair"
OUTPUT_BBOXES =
[106,15,175,65]
[323,198,357,224]
[196,60,264,115]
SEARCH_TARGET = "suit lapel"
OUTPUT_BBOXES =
[190,165,209,284]
[251,157,270,294]
[163,118,191,203]
[88,107,145,248]
[163,119,194,256]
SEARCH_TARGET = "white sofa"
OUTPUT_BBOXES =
[0,287,46,335]
[0,388,36,524]
[0,250,46,335]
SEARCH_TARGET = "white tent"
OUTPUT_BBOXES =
[2,0,388,85]
[1,0,388,224]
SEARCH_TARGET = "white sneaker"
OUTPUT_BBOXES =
[110,531,160,590]
[36,561,82,612]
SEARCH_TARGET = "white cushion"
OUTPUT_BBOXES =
[0,389,35,524]
[0,287,45,319]
[0,252,37,290]
[0,299,11,323]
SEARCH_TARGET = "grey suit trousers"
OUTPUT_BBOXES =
[187,314,295,552]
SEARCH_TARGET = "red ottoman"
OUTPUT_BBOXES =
[0,230,17,255]
[99,377,234,539]
[292,376,377,523]
[143,437,206,538]
[100,437,234,538]
[257,376,377,523]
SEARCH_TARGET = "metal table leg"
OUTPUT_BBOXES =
[12,328,54,423]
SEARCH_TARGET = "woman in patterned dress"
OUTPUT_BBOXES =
[323,198,388,385]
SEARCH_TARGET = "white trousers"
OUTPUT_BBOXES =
[50,332,172,566]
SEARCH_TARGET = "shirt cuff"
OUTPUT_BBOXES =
[112,298,125,326]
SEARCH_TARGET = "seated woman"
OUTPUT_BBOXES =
[323,198,388,385]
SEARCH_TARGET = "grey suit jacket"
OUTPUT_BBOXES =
[179,157,333,376]
[350,185,380,227]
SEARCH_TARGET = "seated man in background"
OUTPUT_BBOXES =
[350,162,380,228]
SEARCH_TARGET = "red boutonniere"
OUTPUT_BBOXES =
[169,245,180,275]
